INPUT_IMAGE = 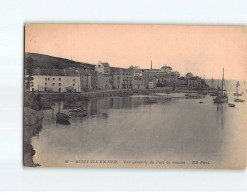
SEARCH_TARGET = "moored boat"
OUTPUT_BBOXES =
[56,112,71,120]
[234,81,245,103]
[185,93,202,98]
[233,81,242,96]
[69,107,86,113]
[234,98,245,103]
[233,93,242,96]
[210,92,218,96]
[228,103,235,107]
[213,68,228,103]
[145,98,157,103]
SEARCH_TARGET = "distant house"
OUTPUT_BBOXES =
[186,72,193,80]
[95,61,111,74]
[188,77,202,89]
[177,77,188,87]
[111,67,134,89]
[133,76,145,89]
[78,68,92,92]
[97,73,112,90]
[31,68,81,92]
[161,65,172,73]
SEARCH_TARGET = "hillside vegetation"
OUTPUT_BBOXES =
[25,53,95,70]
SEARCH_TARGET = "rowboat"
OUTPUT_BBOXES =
[228,103,235,107]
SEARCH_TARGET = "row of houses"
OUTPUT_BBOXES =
[27,61,209,93]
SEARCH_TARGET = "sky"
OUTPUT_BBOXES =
[25,24,247,80]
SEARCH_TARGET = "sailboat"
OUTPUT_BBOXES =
[213,68,228,103]
[210,78,219,96]
[233,81,242,96]
[234,81,245,102]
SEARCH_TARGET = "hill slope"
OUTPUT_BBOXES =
[25,53,96,70]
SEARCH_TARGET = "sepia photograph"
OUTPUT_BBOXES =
[24,24,247,169]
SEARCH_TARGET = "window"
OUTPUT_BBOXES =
[53,83,55,86]
[59,83,61,86]
[53,78,55,80]
[73,84,75,86]
[48,78,50,81]
[59,78,61,81]
[45,78,47,81]
[73,79,75,82]
[45,83,47,85]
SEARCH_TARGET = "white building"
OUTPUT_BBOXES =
[95,61,111,74]
[30,68,81,92]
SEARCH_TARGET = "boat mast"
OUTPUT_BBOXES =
[221,68,224,96]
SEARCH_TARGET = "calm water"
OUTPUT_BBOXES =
[31,80,247,168]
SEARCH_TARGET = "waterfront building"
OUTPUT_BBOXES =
[122,69,134,89]
[111,67,134,89]
[177,77,188,87]
[97,73,112,90]
[161,65,172,73]
[133,76,145,89]
[112,68,123,89]
[186,72,193,80]
[129,65,142,77]
[31,68,81,92]
[188,76,202,89]
[149,81,155,88]
[78,68,92,92]
[95,61,111,74]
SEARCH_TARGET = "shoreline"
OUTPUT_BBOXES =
[25,87,216,101]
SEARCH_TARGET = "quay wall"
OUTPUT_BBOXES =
[27,87,216,101]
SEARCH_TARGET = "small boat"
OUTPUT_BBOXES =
[69,111,87,117]
[145,99,157,103]
[213,68,228,103]
[56,119,71,125]
[228,103,235,107]
[210,92,218,96]
[234,82,245,103]
[69,107,86,113]
[233,81,242,96]
[185,93,202,98]
[56,112,71,120]
[234,98,245,103]
[233,93,242,96]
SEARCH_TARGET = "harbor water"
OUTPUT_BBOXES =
[31,80,247,168]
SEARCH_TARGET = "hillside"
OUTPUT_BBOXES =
[25,53,96,70]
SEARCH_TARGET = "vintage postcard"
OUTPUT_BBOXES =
[24,24,247,169]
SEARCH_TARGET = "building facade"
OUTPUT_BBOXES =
[31,68,81,92]
[97,73,112,90]
[95,61,111,74]
[133,76,145,89]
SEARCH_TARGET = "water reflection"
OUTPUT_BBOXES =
[216,104,225,129]
[29,91,246,168]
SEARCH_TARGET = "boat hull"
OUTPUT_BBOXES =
[233,93,242,96]
[228,103,235,107]
[213,96,228,103]
[234,98,245,103]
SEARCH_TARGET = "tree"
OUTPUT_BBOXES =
[25,57,34,91]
